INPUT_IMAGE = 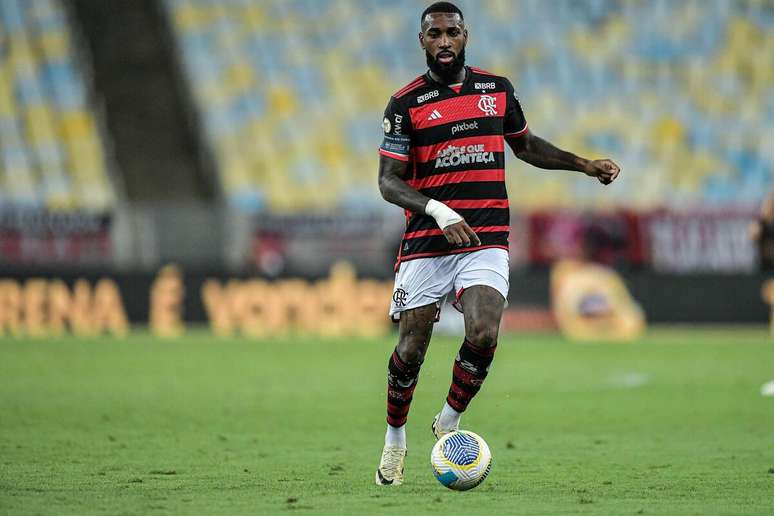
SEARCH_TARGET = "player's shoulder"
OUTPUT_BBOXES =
[468,67,514,91]
[391,74,430,100]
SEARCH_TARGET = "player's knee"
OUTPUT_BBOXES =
[466,323,498,350]
[396,337,427,366]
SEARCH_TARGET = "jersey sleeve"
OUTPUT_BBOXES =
[503,79,529,139]
[378,97,412,161]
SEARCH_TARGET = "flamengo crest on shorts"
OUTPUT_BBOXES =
[379,67,529,269]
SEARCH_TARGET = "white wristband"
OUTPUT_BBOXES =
[425,199,463,230]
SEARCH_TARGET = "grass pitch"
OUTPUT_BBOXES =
[1,328,773,515]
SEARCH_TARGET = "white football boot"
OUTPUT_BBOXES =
[375,446,407,486]
[431,412,459,440]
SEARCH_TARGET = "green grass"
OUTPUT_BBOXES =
[1,328,773,515]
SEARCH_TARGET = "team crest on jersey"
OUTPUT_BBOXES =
[382,117,391,134]
[477,95,497,116]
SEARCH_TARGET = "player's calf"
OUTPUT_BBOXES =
[377,349,420,486]
[434,338,498,435]
[386,349,421,429]
[447,339,497,412]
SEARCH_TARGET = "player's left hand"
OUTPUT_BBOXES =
[583,159,620,185]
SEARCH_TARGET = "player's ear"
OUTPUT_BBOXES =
[463,28,468,43]
[418,32,425,50]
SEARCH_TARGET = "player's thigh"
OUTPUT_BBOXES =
[396,303,437,364]
[459,285,505,348]
[453,249,509,347]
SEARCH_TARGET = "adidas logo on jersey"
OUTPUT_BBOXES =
[427,110,443,121]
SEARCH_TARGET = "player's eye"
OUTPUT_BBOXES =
[448,29,459,37]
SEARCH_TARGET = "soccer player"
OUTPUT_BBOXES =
[375,2,621,485]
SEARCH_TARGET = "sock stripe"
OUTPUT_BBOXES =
[446,396,466,412]
[388,409,411,420]
[386,394,414,407]
[452,363,478,383]
[449,382,474,399]
[451,377,478,394]
[462,340,497,358]
[390,351,405,369]
[446,340,498,413]
[388,399,414,412]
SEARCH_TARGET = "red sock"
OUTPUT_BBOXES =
[446,339,497,412]
[386,350,421,427]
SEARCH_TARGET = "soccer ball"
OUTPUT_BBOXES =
[430,430,492,491]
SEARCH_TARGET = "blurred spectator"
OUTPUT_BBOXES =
[581,214,629,267]
[750,192,774,270]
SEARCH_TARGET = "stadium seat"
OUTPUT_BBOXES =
[164,0,773,212]
[0,0,114,212]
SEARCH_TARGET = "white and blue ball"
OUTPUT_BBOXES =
[430,430,492,491]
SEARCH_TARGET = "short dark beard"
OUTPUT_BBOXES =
[426,46,466,84]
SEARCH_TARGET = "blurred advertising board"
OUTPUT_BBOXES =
[0,211,111,266]
[252,209,757,275]
[0,263,393,338]
[0,265,769,339]
[644,208,757,273]
[252,212,400,278]
[526,210,646,267]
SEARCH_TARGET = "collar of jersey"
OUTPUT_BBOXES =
[424,66,472,95]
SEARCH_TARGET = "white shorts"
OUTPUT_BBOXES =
[389,248,509,321]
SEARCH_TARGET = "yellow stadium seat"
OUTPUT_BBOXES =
[58,110,93,141]
[266,86,297,117]
[23,104,58,144]
[45,190,77,212]
[225,63,254,94]
[242,4,267,31]
[0,73,15,117]
[38,31,70,61]
[172,2,205,31]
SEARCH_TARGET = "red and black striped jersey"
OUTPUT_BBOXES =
[379,66,529,269]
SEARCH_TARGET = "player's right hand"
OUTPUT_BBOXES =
[443,220,481,247]
[584,159,621,185]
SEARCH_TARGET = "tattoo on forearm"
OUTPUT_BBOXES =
[378,157,429,213]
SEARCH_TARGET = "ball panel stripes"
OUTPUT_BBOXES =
[471,460,492,488]
[442,432,480,466]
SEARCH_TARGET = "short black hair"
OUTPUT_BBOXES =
[420,2,464,25]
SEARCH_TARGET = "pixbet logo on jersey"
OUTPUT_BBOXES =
[451,121,478,136]
[434,143,495,168]
[478,95,497,116]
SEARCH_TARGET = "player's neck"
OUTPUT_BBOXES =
[428,67,466,86]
